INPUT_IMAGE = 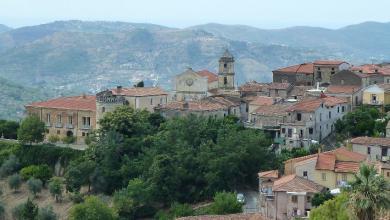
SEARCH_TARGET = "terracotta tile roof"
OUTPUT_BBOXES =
[258,170,279,179]
[284,154,318,164]
[316,153,336,170]
[268,82,291,90]
[250,96,274,106]
[210,96,241,107]
[273,63,314,75]
[253,104,290,116]
[332,147,367,162]
[351,136,390,147]
[326,85,361,94]
[111,87,168,97]
[157,100,227,111]
[197,70,218,83]
[351,64,390,75]
[178,214,268,220]
[287,96,347,112]
[26,95,96,111]
[273,174,324,193]
[313,60,348,65]
[239,81,269,92]
[334,161,361,173]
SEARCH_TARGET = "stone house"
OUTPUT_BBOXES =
[280,96,349,149]
[268,83,293,98]
[330,70,367,87]
[351,136,390,163]
[362,84,390,106]
[247,96,275,114]
[259,173,324,220]
[173,68,213,101]
[351,64,390,85]
[284,147,367,189]
[313,60,350,86]
[272,63,314,86]
[325,85,362,108]
[239,81,269,97]
[25,95,96,144]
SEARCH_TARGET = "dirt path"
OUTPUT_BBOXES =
[0,179,73,220]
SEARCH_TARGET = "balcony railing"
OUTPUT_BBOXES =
[55,123,63,128]
[66,124,74,129]
[81,125,92,130]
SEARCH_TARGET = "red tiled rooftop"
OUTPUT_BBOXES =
[258,170,279,179]
[268,82,291,90]
[351,136,390,147]
[26,95,96,111]
[273,174,324,193]
[273,63,314,75]
[111,87,168,97]
[351,64,390,75]
[326,85,361,94]
[253,104,290,116]
[316,153,336,170]
[287,96,347,112]
[334,161,361,173]
[157,100,226,111]
[250,96,274,106]
[314,60,348,65]
[178,213,268,220]
[197,70,218,83]
[239,81,269,92]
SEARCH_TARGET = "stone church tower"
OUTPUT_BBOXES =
[218,49,235,90]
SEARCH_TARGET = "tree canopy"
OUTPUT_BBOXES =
[17,115,45,144]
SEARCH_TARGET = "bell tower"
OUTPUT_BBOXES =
[218,49,235,90]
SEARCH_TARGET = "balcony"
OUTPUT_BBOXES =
[55,123,63,128]
[370,100,382,105]
[45,122,51,127]
[81,125,92,130]
[66,124,74,129]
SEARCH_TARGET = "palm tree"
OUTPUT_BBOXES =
[348,164,390,220]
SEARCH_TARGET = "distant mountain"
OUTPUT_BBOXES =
[0,20,389,119]
[0,24,11,33]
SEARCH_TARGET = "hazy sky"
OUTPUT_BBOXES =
[1,0,390,29]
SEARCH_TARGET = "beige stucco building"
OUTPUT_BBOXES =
[25,95,96,144]
[362,84,390,106]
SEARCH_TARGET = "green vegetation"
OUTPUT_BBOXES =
[0,154,20,177]
[17,115,45,144]
[27,177,43,197]
[20,164,52,184]
[347,164,390,220]
[335,106,388,140]
[12,198,39,220]
[48,135,60,144]
[209,192,243,215]
[311,190,334,207]
[8,173,22,192]
[48,177,63,202]
[69,196,117,220]
[0,120,19,139]
[38,206,58,220]
[310,193,349,220]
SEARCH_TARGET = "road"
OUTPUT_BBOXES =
[241,190,259,213]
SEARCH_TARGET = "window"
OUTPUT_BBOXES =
[331,67,335,71]
[341,79,344,85]
[387,172,390,177]
[317,71,322,79]
[68,116,73,124]
[309,128,313,134]
[297,113,302,121]
[342,174,347,182]
[46,113,51,123]
[288,129,292,138]
[282,128,286,134]
[322,173,327,181]
[303,171,308,177]
[224,63,227,68]
[329,111,331,119]
[82,132,86,137]
[291,195,298,203]
[102,107,105,113]
[387,79,390,83]
[57,114,62,123]
[367,147,371,155]
[82,117,91,126]
[337,106,340,113]
[160,98,163,104]
[342,106,345,112]
[57,130,60,135]
[317,67,321,70]
[300,129,303,138]
[307,196,312,203]
[224,77,227,85]
[320,113,322,121]
[371,94,377,103]
[382,148,387,156]
[150,98,153,105]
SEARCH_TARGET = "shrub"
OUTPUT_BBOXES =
[69,196,117,220]
[210,192,242,215]
[20,164,52,184]
[0,120,19,139]
[38,206,58,220]
[70,192,84,204]
[0,141,21,165]
[0,202,4,220]
[48,177,63,202]
[17,115,45,144]
[48,135,60,144]
[8,173,22,192]
[12,198,39,220]
[62,136,76,144]
[12,203,24,220]
[0,154,20,177]
[27,177,43,197]
[170,202,194,218]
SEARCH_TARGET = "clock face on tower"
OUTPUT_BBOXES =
[186,78,194,86]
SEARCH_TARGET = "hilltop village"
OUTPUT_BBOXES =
[23,50,390,219]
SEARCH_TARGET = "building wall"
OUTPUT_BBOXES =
[158,108,228,119]
[174,71,208,101]
[249,114,285,130]
[269,89,289,98]
[124,95,168,112]
[294,159,317,182]
[314,63,350,85]
[363,90,384,105]
[273,72,313,86]
[313,170,336,189]
[26,106,95,144]
[352,144,382,161]
[330,71,363,86]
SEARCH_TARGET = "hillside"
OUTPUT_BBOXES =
[0,20,389,119]
[0,24,11,33]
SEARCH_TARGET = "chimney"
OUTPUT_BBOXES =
[116,85,122,93]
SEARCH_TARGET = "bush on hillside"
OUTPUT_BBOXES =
[20,164,52,184]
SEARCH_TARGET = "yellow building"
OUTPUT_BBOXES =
[362,84,390,106]
[284,147,367,189]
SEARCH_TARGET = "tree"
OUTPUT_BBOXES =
[0,120,19,139]
[38,206,57,220]
[17,115,45,144]
[0,154,20,177]
[311,190,334,207]
[8,173,22,192]
[13,199,39,220]
[48,134,60,144]
[310,193,349,220]
[170,202,194,218]
[69,196,117,220]
[48,177,63,202]
[20,164,52,184]
[64,160,95,193]
[347,164,390,220]
[27,177,43,197]
[135,81,144,87]
[210,192,242,215]
[0,202,4,220]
